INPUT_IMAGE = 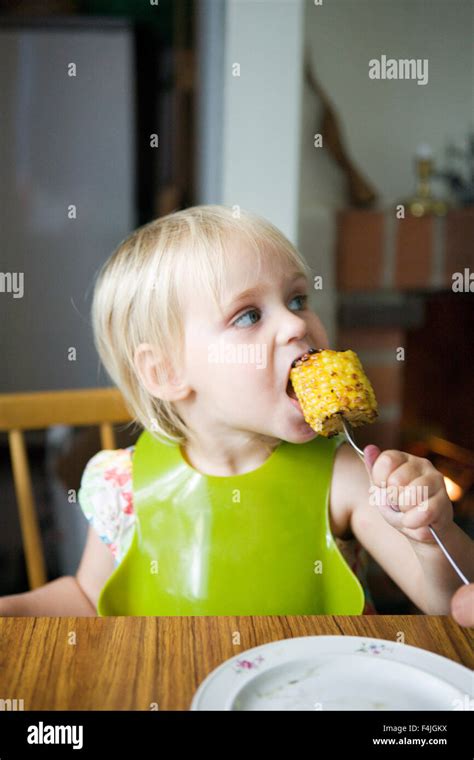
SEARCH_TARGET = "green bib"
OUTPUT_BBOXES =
[97,430,365,615]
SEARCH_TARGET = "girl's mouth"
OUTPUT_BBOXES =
[286,378,302,410]
[286,378,297,399]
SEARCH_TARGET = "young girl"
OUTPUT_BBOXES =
[1,205,472,616]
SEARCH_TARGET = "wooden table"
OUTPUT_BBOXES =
[0,616,472,710]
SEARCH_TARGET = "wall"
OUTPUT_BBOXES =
[221,0,304,242]
[298,0,474,346]
[301,0,474,209]
[195,0,226,204]
[0,22,135,393]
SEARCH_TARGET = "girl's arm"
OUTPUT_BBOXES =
[408,526,474,614]
[0,526,115,616]
[333,443,470,614]
[0,576,97,616]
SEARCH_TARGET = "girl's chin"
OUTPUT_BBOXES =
[285,421,317,442]
[286,399,316,439]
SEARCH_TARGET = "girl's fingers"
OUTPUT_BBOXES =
[451,584,474,627]
[367,453,445,506]
[370,449,409,486]
[400,487,450,530]
[386,468,440,512]
[363,444,380,472]
[363,448,451,536]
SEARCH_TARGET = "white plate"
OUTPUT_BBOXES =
[190,635,473,711]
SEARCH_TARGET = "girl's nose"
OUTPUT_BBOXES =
[276,310,308,344]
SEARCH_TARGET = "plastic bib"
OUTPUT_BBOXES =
[97,430,365,615]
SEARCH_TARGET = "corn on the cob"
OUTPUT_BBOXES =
[289,348,378,437]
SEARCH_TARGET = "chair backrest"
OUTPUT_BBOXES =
[0,388,131,589]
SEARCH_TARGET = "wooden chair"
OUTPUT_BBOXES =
[0,388,131,590]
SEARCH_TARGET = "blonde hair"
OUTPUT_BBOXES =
[91,204,311,445]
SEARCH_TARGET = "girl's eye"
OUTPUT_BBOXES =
[289,294,307,311]
[232,295,307,328]
[233,308,261,328]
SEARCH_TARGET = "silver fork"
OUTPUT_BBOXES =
[340,416,470,586]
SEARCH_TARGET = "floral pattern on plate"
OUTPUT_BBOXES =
[355,641,395,655]
[233,655,265,674]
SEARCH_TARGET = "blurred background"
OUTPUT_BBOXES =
[0,0,472,613]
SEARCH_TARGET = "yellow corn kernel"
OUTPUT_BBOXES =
[289,349,378,436]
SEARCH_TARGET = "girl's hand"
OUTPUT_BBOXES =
[363,445,454,544]
[451,583,474,627]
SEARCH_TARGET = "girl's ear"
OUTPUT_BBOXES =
[133,343,191,401]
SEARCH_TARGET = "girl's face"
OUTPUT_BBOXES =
[178,239,329,444]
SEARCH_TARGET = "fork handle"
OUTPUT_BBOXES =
[428,526,470,585]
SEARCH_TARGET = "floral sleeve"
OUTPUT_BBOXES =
[77,447,136,565]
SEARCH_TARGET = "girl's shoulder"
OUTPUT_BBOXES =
[77,446,136,564]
